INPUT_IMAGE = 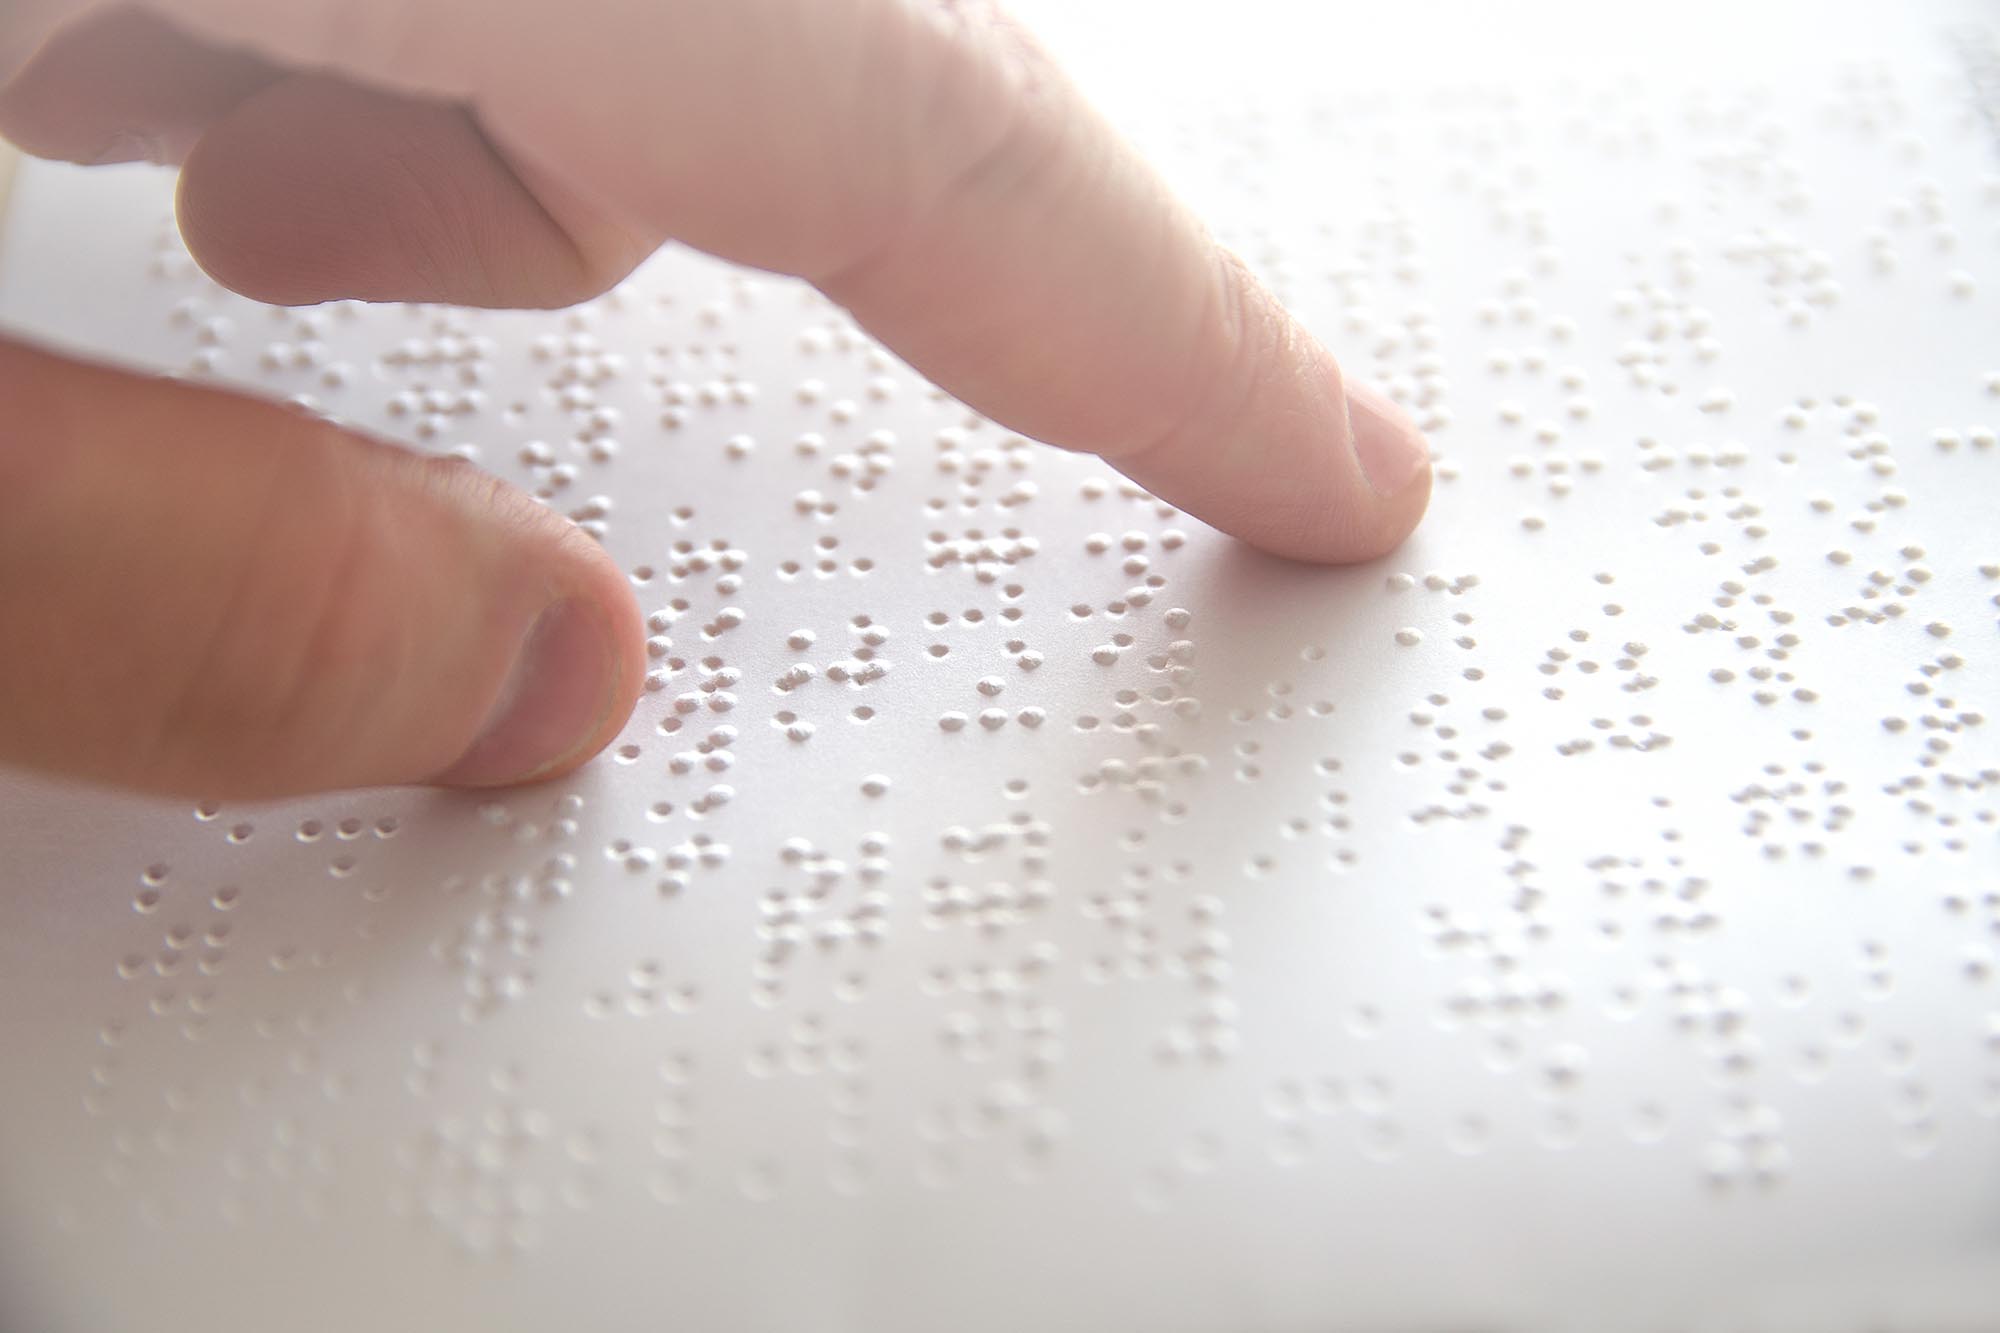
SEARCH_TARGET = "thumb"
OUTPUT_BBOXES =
[0,335,644,799]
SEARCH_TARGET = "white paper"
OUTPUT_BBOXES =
[2,3,1996,1329]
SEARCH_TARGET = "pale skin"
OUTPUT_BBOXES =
[0,0,1432,801]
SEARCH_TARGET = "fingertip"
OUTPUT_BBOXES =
[424,471,646,789]
[1104,305,1434,567]
[1334,378,1434,558]
[176,72,646,309]
[173,120,326,306]
[1248,358,1434,566]
[1346,380,1432,502]
[427,587,640,789]
[507,526,648,784]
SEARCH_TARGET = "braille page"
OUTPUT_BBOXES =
[1,2,1997,1330]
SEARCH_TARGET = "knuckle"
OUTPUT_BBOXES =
[815,0,1064,290]
[1113,247,1285,468]
[412,448,558,548]
[926,0,1057,103]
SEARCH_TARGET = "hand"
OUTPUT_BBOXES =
[0,0,1431,800]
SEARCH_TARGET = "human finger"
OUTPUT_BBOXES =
[0,334,645,798]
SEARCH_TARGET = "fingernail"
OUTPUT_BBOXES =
[433,598,620,787]
[1346,381,1431,498]
[90,130,163,166]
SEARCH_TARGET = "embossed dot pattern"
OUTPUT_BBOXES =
[0,4,1997,1329]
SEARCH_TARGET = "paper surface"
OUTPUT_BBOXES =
[2,4,1996,1329]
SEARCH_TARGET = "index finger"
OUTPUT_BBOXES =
[133,0,1430,561]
